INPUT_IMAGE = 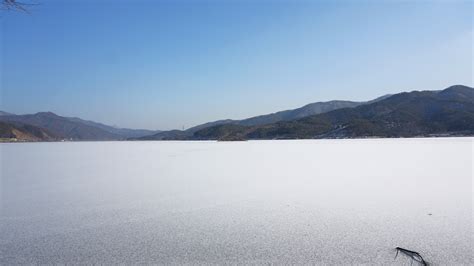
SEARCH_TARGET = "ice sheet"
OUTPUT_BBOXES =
[0,138,472,264]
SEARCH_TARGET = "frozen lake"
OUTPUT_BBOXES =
[0,138,472,264]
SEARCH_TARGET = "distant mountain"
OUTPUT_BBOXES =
[0,112,159,140]
[191,85,474,140]
[0,111,14,116]
[0,121,57,141]
[240,101,363,126]
[66,117,160,139]
[185,101,364,132]
[184,119,236,134]
[0,112,121,140]
[137,130,190,140]
[137,96,390,140]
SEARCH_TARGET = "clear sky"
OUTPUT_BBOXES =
[1,0,472,130]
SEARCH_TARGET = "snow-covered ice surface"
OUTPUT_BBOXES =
[0,138,472,264]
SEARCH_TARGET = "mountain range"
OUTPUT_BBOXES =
[189,85,474,140]
[138,94,392,140]
[1,85,472,142]
[0,112,160,141]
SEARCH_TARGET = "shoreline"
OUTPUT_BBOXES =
[1,135,473,144]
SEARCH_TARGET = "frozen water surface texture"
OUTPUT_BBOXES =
[0,138,472,264]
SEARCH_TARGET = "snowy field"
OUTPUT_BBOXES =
[0,138,472,264]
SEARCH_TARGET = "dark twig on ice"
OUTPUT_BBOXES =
[395,247,428,265]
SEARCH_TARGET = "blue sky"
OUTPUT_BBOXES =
[1,0,472,130]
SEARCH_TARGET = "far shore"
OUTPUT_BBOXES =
[2,135,473,144]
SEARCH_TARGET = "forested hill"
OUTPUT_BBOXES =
[187,85,474,140]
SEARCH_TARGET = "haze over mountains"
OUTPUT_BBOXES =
[1,85,472,141]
